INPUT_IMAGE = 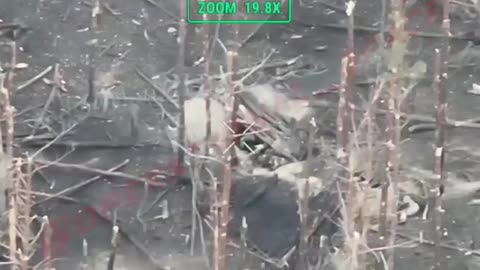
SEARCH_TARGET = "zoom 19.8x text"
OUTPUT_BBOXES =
[198,1,283,16]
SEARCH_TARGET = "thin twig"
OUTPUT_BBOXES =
[396,231,480,257]
[185,54,304,87]
[19,138,164,148]
[312,99,480,129]
[33,159,129,205]
[135,67,179,110]
[140,188,169,216]
[171,140,224,164]
[142,0,178,19]
[30,123,77,160]
[16,66,53,92]
[306,21,472,41]
[32,158,167,186]
[31,64,60,136]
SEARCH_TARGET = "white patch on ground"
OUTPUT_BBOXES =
[167,97,229,157]
[467,83,480,95]
[245,84,313,122]
[251,161,324,197]
[402,195,420,216]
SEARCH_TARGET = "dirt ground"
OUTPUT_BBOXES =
[3,0,480,269]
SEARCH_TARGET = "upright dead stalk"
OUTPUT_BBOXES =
[345,0,356,208]
[16,159,34,270]
[203,13,212,159]
[107,225,119,270]
[377,0,408,268]
[7,183,17,270]
[216,153,232,270]
[377,0,386,66]
[337,1,363,269]
[0,73,17,269]
[238,217,248,270]
[212,173,221,270]
[365,79,384,269]
[431,49,445,270]
[382,85,401,270]
[6,158,35,270]
[42,217,53,269]
[1,42,35,270]
[337,61,347,159]
[336,0,356,163]
[213,50,238,270]
[338,55,353,223]
[229,18,240,167]
[91,0,101,31]
[0,74,14,157]
[295,180,310,270]
[7,41,16,98]
[220,24,241,260]
[190,13,211,259]
[209,30,220,264]
[363,0,386,213]
[366,0,387,185]
[176,0,187,176]
[432,2,450,268]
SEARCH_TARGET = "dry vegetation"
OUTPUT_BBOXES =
[2,0,479,269]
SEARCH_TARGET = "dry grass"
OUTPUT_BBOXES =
[0,0,459,269]
[1,54,39,269]
[332,0,432,269]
